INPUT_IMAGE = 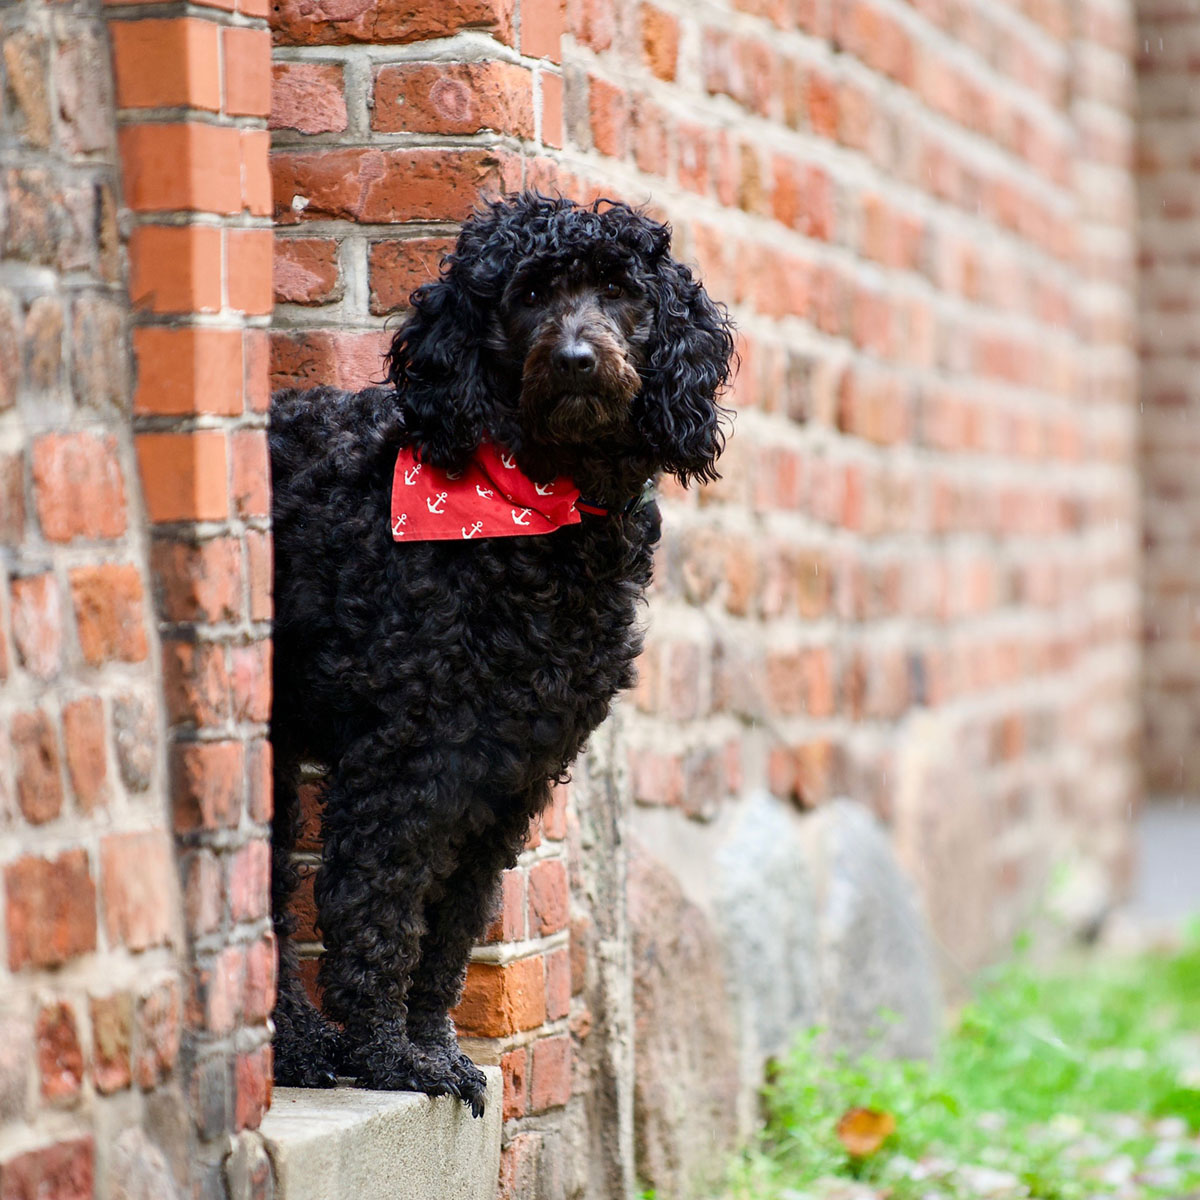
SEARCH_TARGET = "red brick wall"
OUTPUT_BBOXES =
[2,0,1143,1191]
[265,0,1141,1189]
[108,0,277,1192]
[0,0,186,1194]
[600,0,1139,956]
[0,0,275,1193]
[1137,0,1200,798]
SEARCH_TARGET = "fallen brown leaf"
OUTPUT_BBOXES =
[836,1106,897,1157]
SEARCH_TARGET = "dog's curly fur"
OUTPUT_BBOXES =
[268,193,735,1116]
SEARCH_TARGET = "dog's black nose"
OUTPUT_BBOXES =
[552,341,596,377]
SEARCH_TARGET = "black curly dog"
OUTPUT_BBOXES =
[268,193,734,1116]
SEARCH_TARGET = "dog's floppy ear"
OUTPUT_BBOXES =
[384,275,491,472]
[635,254,735,485]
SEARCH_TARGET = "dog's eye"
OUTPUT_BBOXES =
[521,288,540,306]
[602,282,623,299]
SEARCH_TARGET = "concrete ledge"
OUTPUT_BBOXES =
[259,1069,502,1200]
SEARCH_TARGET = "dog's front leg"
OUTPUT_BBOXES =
[313,755,480,1106]
[405,786,547,1117]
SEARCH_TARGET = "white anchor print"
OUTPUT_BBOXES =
[426,491,448,514]
[534,482,554,496]
[462,521,483,539]
[391,513,408,536]
[511,508,532,526]
[475,484,494,499]
[500,452,516,470]
[404,464,422,486]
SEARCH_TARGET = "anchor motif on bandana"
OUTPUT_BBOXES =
[390,442,592,542]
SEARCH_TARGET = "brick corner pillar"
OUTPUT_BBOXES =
[106,0,276,1193]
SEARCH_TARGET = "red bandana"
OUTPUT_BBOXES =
[391,443,595,542]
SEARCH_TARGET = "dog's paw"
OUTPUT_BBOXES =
[272,1031,340,1088]
[346,1031,487,1117]
[452,1056,488,1118]
[274,1055,340,1089]
[407,1016,488,1117]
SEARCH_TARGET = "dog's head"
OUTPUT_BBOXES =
[384,193,734,487]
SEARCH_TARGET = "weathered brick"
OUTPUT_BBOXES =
[3,32,50,148]
[11,709,63,825]
[100,832,174,951]
[0,303,18,408]
[151,536,243,624]
[527,858,568,936]
[31,433,127,543]
[5,850,97,970]
[270,62,347,134]
[171,741,243,832]
[183,849,223,938]
[367,237,453,315]
[0,454,23,546]
[36,1002,83,1105]
[641,5,679,80]
[272,147,509,225]
[23,296,63,393]
[54,30,114,155]
[135,978,181,1089]
[69,564,149,666]
[373,62,533,137]
[230,429,270,518]
[529,1034,571,1112]
[162,638,230,726]
[483,867,525,943]
[90,992,133,1094]
[274,238,342,305]
[272,0,513,46]
[243,933,276,1022]
[235,1045,272,1130]
[10,574,62,680]
[227,839,270,922]
[0,1138,93,1200]
[500,1046,527,1120]
[0,1015,30,1121]
[112,693,156,793]
[545,946,570,1020]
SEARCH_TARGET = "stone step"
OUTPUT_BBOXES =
[258,1069,502,1200]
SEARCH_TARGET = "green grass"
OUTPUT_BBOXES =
[729,928,1200,1199]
